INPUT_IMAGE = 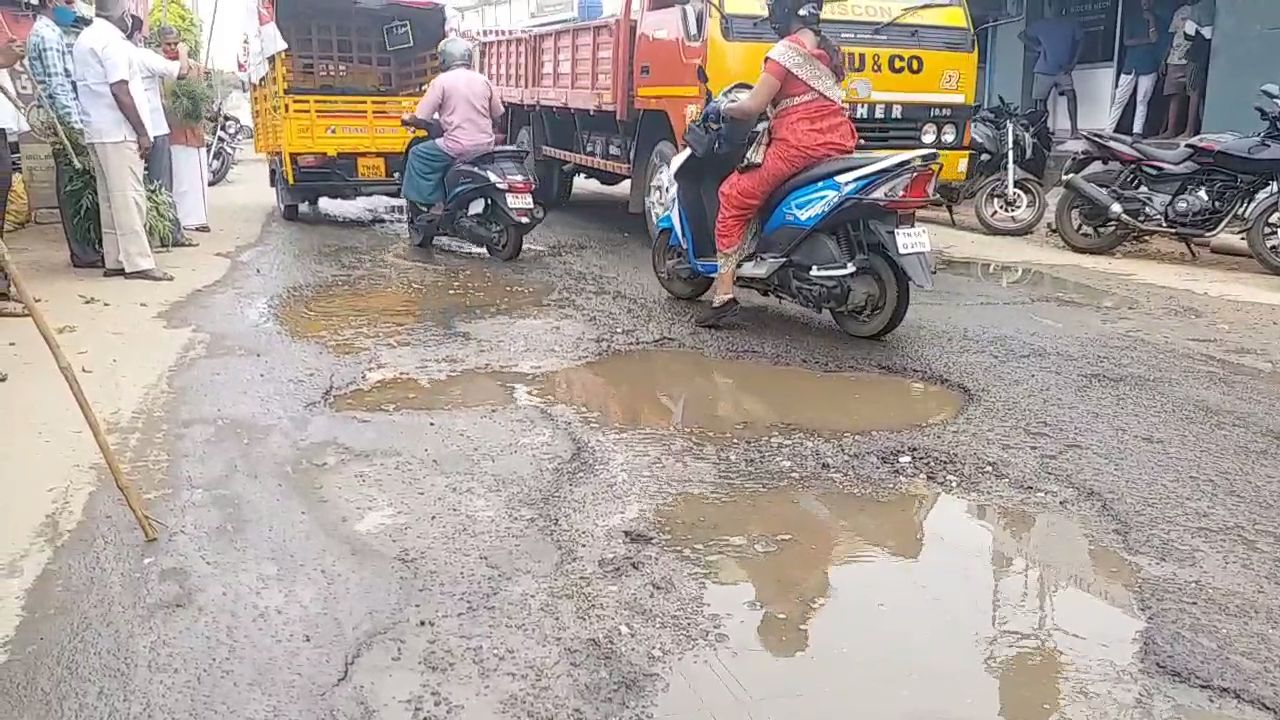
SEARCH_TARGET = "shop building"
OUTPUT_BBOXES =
[977,0,1278,136]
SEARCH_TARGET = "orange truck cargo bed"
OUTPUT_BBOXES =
[478,17,635,114]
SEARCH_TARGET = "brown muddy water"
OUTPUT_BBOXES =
[276,268,550,353]
[329,350,962,438]
[533,350,963,436]
[652,487,1168,720]
[331,373,527,412]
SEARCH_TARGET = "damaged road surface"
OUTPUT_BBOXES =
[2,188,1279,720]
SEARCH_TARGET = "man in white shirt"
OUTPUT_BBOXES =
[72,0,171,281]
[126,17,195,248]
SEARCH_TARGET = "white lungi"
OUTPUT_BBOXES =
[171,144,209,228]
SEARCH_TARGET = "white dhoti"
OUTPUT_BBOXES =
[171,144,209,228]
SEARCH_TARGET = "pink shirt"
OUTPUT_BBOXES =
[414,67,504,160]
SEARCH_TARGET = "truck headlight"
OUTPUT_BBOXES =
[940,123,959,146]
[920,122,939,145]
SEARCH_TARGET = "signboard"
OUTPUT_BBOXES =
[722,0,966,22]
[1062,0,1119,65]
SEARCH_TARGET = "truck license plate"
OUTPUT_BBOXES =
[357,156,386,179]
[506,193,534,209]
[894,226,931,254]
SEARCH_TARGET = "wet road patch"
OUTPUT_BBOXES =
[939,259,1138,309]
[532,350,962,436]
[655,487,1148,718]
[332,373,527,412]
[276,268,551,353]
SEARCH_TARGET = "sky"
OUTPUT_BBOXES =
[188,0,248,71]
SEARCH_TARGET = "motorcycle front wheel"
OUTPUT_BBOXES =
[975,177,1046,236]
[208,148,232,187]
[831,248,911,339]
[1053,170,1128,254]
[1246,197,1280,275]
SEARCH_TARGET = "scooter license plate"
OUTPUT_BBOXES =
[506,193,534,209]
[894,226,932,254]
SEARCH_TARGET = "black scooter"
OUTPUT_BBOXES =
[939,97,1051,236]
[400,118,545,261]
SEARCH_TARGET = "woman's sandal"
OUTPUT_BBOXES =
[695,297,740,328]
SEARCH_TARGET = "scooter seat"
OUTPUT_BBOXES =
[1133,142,1195,164]
[762,154,889,213]
[470,146,529,165]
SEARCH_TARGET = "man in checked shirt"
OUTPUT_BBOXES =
[27,0,104,269]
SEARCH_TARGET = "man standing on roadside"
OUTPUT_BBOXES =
[73,0,171,281]
[1021,0,1084,138]
[127,18,196,249]
[27,0,105,269]
[0,37,28,325]
[1107,0,1160,137]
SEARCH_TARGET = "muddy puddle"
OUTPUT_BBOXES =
[654,487,1161,719]
[276,268,550,353]
[533,350,962,436]
[940,259,1138,309]
[331,373,526,412]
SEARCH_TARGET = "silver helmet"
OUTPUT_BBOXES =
[437,37,474,70]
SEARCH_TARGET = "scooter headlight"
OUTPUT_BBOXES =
[940,123,959,146]
[920,122,939,145]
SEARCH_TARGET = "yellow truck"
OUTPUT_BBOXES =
[250,0,446,221]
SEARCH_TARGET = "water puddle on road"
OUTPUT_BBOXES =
[532,350,962,436]
[940,259,1138,309]
[276,268,550,353]
[655,488,1149,719]
[332,372,527,412]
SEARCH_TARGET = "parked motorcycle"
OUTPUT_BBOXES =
[938,96,1051,236]
[400,118,545,261]
[651,82,940,339]
[1055,85,1280,259]
[207,108,242,187]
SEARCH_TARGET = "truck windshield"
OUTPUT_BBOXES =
[719,0,963,23]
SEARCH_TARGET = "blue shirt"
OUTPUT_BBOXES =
[1122,10,1162,74]
[26,15,82,131]
[1027,17,1085,75]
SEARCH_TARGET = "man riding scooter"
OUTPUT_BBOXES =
[401,37,505,221]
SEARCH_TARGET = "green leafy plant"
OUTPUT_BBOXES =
[38,120,179,251]
[147,0,203,59]
[166,76,215,125]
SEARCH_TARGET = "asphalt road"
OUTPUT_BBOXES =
[2,185,1278,720]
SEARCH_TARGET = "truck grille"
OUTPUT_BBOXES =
[854,120,925,149]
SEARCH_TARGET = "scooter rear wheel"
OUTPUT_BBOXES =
[652,230,713,300]
[486,226,524,261]
[831,248,910,339]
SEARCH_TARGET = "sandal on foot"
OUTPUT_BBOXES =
[103,268,126,278]
[125,268,175,282]
[171,236,201,248]
[185,225,212,233]
[695,298,740,328]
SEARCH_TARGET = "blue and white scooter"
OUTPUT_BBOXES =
[650,84,939,338]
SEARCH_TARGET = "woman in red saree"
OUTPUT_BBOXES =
[696,0,858,327]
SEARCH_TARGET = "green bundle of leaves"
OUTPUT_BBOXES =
[166,76,215,126]
[38,119,178,251]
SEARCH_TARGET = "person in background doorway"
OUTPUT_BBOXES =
[164,28,210,234]
[73,0,171,281]
[0,37,28,321]
[1181,0,1215,138]
[127,19,197,248]
[27,0,105,269]
[1159,0,1195,137]
[1107,0,1160,137]
[1021,0,1084,138]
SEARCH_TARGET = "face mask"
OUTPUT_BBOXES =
[52,5,76,27]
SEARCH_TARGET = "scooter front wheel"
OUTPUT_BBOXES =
[486,226,524,261]
[652,230,713,300]
[831,249,911,339]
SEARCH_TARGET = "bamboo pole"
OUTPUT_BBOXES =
[0,242,159,542]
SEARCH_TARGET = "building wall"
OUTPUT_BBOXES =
[1201,0,1280,133]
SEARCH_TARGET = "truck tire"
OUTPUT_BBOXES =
[644,140,676,243]
[275,174,299,221]
[516,126,572,208]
